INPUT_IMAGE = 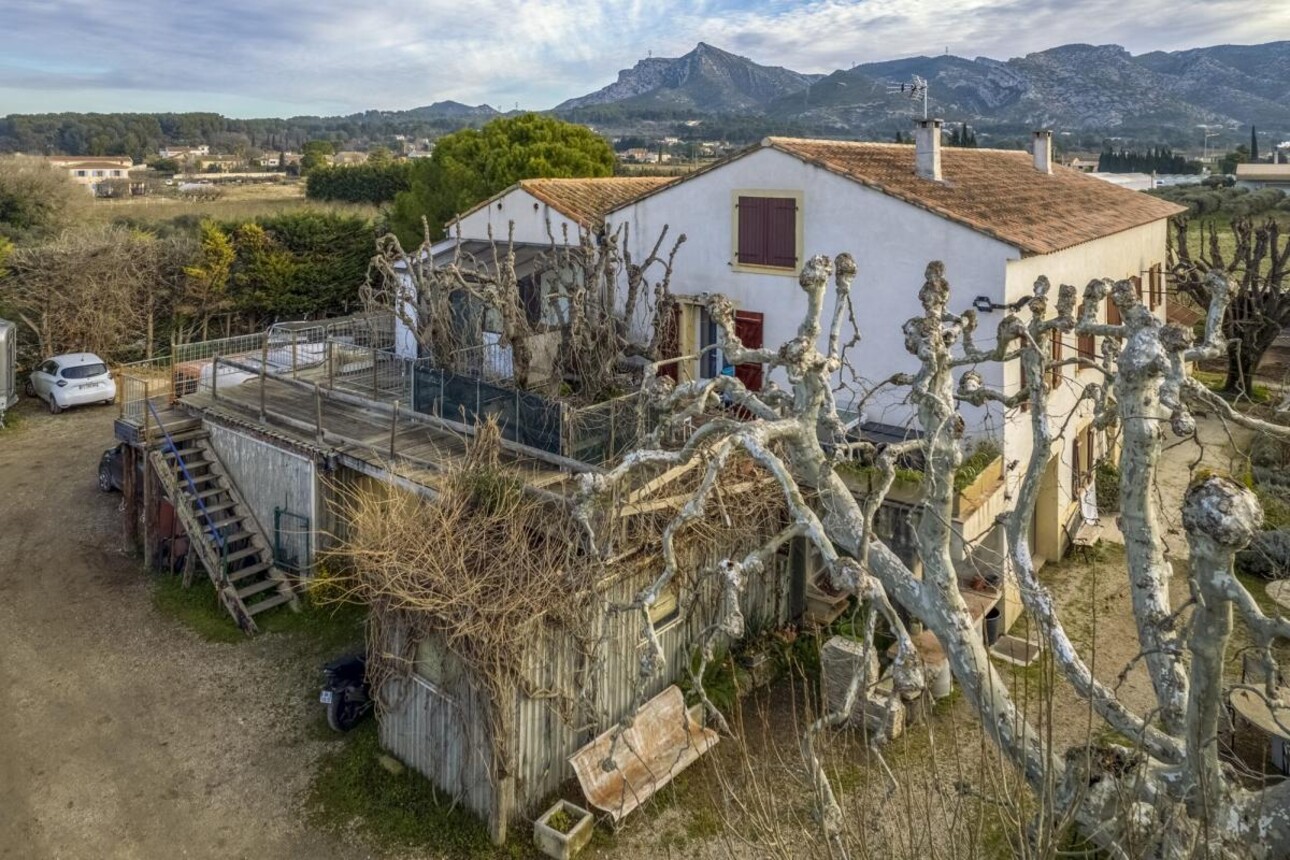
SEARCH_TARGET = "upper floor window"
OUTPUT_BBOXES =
[734,193,800,271]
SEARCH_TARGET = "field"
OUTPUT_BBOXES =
[83,181,382,228]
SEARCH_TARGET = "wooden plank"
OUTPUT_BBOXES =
[619,480,766,516]
[625,460,701,505]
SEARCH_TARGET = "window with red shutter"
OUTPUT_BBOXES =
[736,195,798,270]
[1106,295,1122,325]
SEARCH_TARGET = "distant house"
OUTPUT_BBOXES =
[619,148,658,164]
[160,145,210,159]
[194,155,245,173]
[1088,171,1156,191]
[606,126,1185,585]
[47,157,135,193]
[332,151,368,166]
[1235,163,1290,190]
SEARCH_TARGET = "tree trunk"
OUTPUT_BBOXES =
[1224,339,1257,395]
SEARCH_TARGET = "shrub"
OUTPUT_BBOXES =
[1236,529,1290,580]
[1095,460,1121,512]
[954,440,1001,492]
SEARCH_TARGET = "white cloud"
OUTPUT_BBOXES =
[0,0,1284,115]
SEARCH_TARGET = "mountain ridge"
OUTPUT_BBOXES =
[555,40,1290,134]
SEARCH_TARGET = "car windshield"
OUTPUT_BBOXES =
[62,363,107,380]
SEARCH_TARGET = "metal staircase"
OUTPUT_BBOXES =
[146,403,298,633]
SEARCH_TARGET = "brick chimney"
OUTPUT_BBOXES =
[914,119,943,181]
[1032,130,1053,174]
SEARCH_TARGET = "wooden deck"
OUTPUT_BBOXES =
[174,372,580,497]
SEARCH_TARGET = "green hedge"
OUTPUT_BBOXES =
[306,162,413,204]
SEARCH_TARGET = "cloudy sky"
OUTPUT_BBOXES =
[2,0,1284,117]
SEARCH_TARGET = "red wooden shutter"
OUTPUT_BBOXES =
[657,303,682,381]
[737,196,796,269]
[768,198,798,269]
[733,311,765,391]
[1149,265,1162,311]
[737,196,769,266]
[1106,295,1122,325]
[1078,332,1095,363]
[1132,275,1143,302]
[1050,332,1063,387]
[1071,433,1083,490]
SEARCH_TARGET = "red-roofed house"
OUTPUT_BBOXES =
[606,124,1186,577]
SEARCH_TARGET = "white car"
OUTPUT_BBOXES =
[25,352,116,414]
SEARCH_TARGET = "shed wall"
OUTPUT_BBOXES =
[204,422,318,574]
[510,546,791,815]
[380,672,499,826]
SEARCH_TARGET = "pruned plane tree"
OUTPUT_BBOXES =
[362,218,684,403]
[575,253,1290,860]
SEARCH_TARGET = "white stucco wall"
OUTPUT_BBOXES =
[1003,220,1169,545]
[450,187,585,247]
[609,144,1171,561]
[607,145,1020,432]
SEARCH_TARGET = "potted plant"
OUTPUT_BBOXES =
[534,798,594,860]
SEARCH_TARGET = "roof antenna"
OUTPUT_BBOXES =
[887,75,929,119]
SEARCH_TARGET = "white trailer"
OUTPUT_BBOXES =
[0,319,18,423]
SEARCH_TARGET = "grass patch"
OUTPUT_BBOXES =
[152,571,365,652]
[308,721,527,858]
[151,573,246,644]
[1191,368,1271,404]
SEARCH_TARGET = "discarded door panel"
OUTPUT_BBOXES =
[568,685,717,822]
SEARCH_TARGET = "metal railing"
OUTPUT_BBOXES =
[450,340,515,383]
[325,339,429,403]
[563,390,649,467]
[118,355,175,425]
[147,399,227,576]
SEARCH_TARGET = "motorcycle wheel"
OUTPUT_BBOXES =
[326,690,366,732]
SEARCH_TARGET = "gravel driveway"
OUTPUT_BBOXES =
[0,404,361,860]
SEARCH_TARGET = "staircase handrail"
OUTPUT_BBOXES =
[146,400,226,554]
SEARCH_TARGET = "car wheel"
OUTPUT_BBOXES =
[48,396,62,415]
[98,465,114,493]
[23,380,34,398]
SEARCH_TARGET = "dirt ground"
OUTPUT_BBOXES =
[0,403,361,860]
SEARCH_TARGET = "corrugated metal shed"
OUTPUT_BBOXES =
[377,541,794,840]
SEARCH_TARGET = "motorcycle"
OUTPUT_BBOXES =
[320,653,372,732]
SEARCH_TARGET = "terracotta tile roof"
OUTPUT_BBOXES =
[518,177,677,228]
[760,138,1186,254]
[451,176,676,230]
